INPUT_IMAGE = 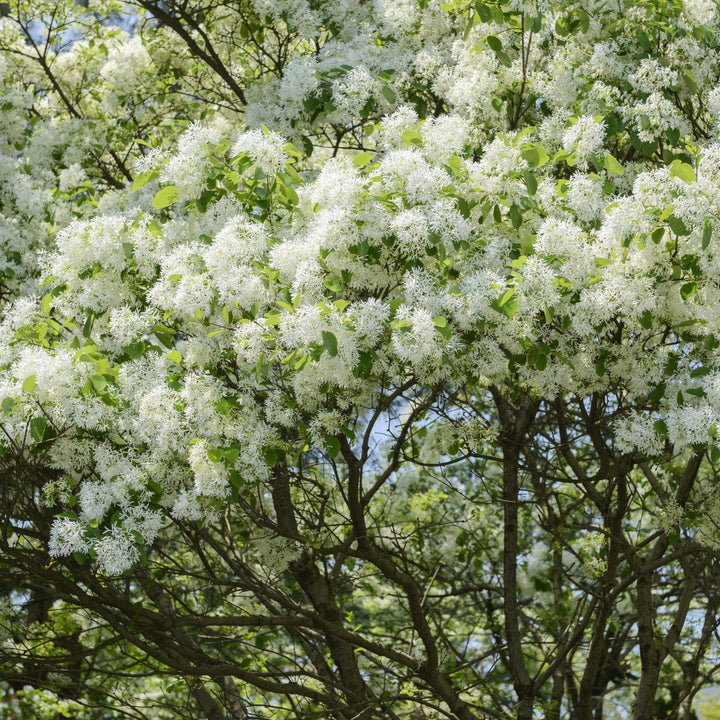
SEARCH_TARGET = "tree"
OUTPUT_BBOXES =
[1,0,720,718]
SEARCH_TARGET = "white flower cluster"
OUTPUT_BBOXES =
[562,116,605,170]
[231,129,287,177]
[162,123,219,200]
[189,440,230,498]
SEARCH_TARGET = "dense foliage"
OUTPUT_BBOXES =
[2,0,720,718]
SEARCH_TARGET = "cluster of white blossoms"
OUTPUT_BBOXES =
[331,66,382,123]
[188,440,230,499]
[231,129,288,177]
[562,116,606,170]
[161,123,224,200]
[99,35,153,113]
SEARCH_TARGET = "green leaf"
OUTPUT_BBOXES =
[166,350,182,364]
[323,275,344,292]
[651,227,665,244]
[639,310,653,329]
[498,287,515,306]
[30,416,48,443]
[401,128,423,146]
[283,141,303,159]
[90,374,107,392]
[300,136,314,156]
[524,170,537,195]
[463,9,479,40]
[132,169,159,192]
[1,397,17,415]
[475,2,492,22]
[604,154,624,175]
[522,144,549,168]
[381,85,396,103]
[491,290,519,319]
[326,436,341,458]
[690,366,711,378]
[668,215,691,236]
[495,50,511,68]
[353,152,374,167]
[285,164,304,186]
[509,204,522,229]
[659,205,674,222]
[278,179,299,205]
[153,184,179,209]
[433,316,452,339]
[445,155,464,176]
[22,375,36,393]
[712,445,720,464]
[702,220,712,250]
[264,447,277,467]
[680,281,698,301]
[683,69,697,94]
[322,331,338,357]
[669,160,696,183]
[354,351,374,378]
[649,382,666,402]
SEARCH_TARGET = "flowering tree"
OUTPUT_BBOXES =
[2,0,720,718]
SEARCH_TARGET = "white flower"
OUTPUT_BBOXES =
[100,35,152,97]
[391,208,429,258]
[58,163,87,192]
[350,299,390,349]
[306,157,362,210]
[331,66,380,121]
[104,307,153,355]
[48,518,89,557]
[565,173,606,223]
[380,106,420,149]
[421,114,469,163]
[203,215,269,309]
[189,439,230,498]
[162,123,218,200]
[232,128,287,176]
[563,116,606,170]
[94,527,140,575]
[629,58,678,95]
[392,306,442,368]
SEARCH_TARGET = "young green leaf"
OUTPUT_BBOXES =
[153,184,179,209]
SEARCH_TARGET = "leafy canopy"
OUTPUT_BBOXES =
[1,0,720,719]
